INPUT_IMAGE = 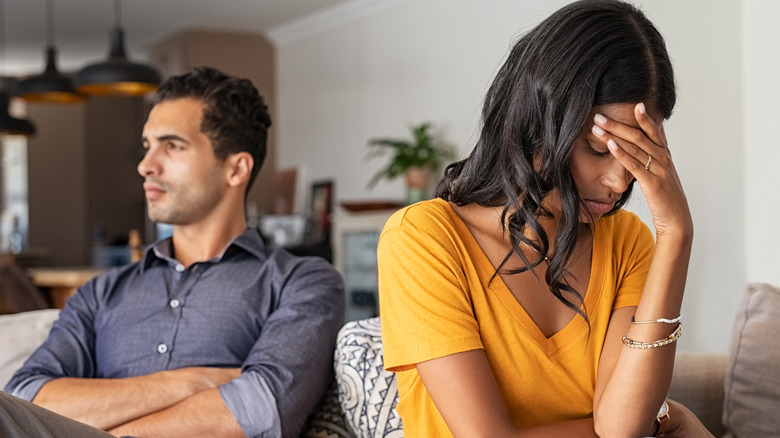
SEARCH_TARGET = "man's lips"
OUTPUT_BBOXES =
[143,183,166,200]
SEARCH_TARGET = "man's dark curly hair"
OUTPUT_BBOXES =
[155,66,272,192]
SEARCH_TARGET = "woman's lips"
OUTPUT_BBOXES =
[584,199,615,216]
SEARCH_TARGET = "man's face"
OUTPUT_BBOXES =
[138,97,227,226]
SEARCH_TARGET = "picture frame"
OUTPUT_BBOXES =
[306,180,333,244]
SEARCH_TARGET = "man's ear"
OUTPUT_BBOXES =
[225,152,254,188]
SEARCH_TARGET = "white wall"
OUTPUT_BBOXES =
[271,0,751,352]
[744,1,780,287]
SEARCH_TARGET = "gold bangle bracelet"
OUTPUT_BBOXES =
[622,323,682,349]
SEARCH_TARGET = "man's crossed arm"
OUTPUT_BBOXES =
[33,367,245,437]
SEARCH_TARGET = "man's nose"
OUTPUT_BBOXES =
[137,147,159,177]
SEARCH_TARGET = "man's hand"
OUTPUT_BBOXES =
[163,367,241,397]
[33,367,240,430]
[108,387,246,438]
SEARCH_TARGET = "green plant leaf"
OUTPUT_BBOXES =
[365,122,455,188]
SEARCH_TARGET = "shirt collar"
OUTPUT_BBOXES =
[140,228,265,272]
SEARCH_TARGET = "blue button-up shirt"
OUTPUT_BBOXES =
[5,229,345,437]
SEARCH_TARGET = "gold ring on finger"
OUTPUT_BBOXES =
[644,154,653,171]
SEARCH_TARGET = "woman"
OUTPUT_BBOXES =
[378,1,713,436]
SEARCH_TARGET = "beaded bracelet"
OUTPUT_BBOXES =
[622,323,682,349]
[632,315,682,324]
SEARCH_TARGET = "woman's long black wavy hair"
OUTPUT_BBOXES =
[436,0,676,321]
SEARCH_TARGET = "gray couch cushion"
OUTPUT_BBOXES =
[0,309,60,389]
[669,352,727,437]
[723,282,780,438]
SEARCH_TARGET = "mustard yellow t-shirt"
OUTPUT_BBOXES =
[378,198,654,437]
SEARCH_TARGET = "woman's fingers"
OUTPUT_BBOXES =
[593,105,664,161]
[590,104,692,238]
[634,103,667,148]
[592,105,669,177]
[591,126,653,178]
[605,138,649,177]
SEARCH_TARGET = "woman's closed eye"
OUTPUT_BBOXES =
[585,141,610,157]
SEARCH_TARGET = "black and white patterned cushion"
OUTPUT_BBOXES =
[305,317,403,438]
[335,317,402,437]
[304,377,353,438]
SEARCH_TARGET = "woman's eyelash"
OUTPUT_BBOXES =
[586,142,610,157]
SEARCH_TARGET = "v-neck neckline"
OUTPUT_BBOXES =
[438,198,607,356]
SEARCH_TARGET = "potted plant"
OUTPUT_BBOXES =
[367,122,454,205]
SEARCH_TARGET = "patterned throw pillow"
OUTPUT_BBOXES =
[304,377,353,438]
[335,317,403,438]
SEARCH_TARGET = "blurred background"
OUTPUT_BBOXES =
[0,0,776,352]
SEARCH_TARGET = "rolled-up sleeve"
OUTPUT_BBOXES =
[219,257,345,438]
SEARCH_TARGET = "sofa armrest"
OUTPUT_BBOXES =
[669,351,727,437]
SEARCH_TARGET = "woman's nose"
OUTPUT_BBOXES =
[603,159,633,194]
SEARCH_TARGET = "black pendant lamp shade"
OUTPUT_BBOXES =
[14,47,84,104]
[74,26,161,96]
[14,0,84,104]
[0,0,34,135]
[0,89,35,136]
[74,0,161,97]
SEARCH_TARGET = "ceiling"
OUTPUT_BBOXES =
[1,0,355,76]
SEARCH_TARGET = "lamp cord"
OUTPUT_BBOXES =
[46,0,54,47]
[0,0,5,77]
[114,0,122,28]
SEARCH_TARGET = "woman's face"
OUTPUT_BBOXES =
[568,103,642,222]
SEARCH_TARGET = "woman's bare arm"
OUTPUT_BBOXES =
[416,349,598,438]
[591,103,698,437]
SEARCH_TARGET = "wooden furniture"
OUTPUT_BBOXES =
[28,268,105,309]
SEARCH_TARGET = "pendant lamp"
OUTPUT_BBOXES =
[0,89,36,136]
[0,0,35,136]
[14,0,84,104]
[73,0,161,96]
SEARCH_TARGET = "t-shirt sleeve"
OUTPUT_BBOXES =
[378,205,483,373]
[611,213,655,310]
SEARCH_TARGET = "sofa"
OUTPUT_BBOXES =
[1,283,778,437]
[304,282,780,438]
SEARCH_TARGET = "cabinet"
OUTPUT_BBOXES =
[149,29,277,222]
[27,97,147,266]
[332,210,396,322]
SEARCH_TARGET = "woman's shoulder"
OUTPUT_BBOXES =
[382,198,458,233]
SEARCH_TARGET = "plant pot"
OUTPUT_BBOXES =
[405,166,432,205]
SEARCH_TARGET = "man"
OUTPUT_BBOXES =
[4,67,345,437]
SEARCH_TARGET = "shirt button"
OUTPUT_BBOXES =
[157,343,168,354]
[169,299,180,308]
[175,264,185,272]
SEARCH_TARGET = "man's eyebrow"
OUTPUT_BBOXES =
[142,134,190,144]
